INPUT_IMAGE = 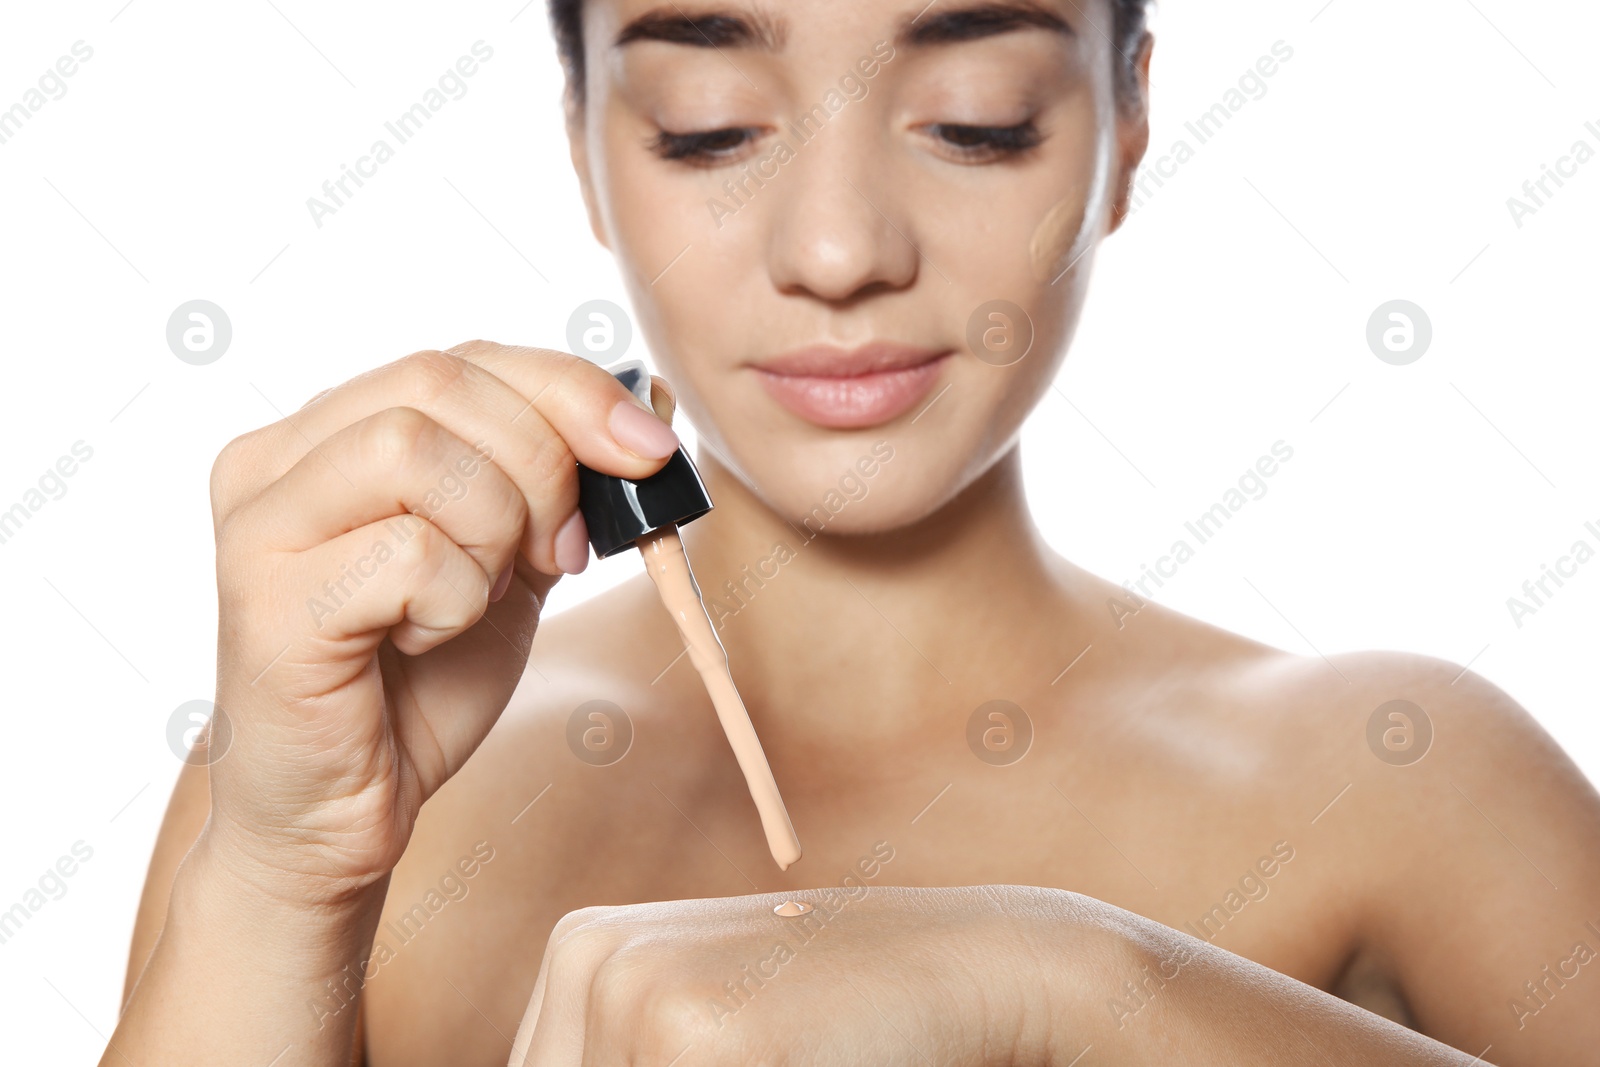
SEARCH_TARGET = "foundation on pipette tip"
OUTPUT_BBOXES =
[575,361,803,871]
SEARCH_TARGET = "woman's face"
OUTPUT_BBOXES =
[571,0,1148,531]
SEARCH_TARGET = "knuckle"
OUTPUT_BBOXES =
[391,525,480,627]
[384,510,494,629]
[299,385,335,410]
[550,904,617,943]
[543,348,609,401]
[393,350,469,407]
[209,429,269,526]
[589,953,646,1028]
[443,339,501,361]
[546,905,631,962]
[525,428,578,490]
[210,431,255,496]
[390,518,443,576]
[362,407,436,471]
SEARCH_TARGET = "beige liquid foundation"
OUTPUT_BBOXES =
[577,361,802,871]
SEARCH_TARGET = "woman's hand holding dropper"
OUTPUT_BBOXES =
[203,342,679,899]
[107,342,679,1066]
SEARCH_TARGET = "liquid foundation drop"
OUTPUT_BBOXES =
[640,525,803,871]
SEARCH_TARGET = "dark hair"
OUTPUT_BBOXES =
[548,1,1152,105]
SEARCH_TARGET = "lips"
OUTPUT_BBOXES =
[752,344,950,429]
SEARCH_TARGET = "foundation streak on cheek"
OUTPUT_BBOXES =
[639,525,804,870]
[1028,187,1092,282]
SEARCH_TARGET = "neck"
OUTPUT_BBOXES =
[676,444,1093,736]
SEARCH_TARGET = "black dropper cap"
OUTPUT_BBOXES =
[577,360,714,559]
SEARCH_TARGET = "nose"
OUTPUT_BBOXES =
[764,130,922,304]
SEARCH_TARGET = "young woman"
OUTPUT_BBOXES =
[107,1,1600,1064]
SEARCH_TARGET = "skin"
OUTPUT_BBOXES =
[109,1,1600,1065]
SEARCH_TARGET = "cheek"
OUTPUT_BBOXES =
[1025,113,1113,284]
[590,101,733,291]
[1029,192,1089,281]
[591,121,737,381]
[596,132,696,282]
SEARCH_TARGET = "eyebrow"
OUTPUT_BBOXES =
[901,2,1074,45]
[611,2,1071,53]
[614,7,787,51]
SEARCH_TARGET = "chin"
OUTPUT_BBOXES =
[724,427,994,542]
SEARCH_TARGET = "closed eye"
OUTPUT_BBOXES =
[650,127,761,164]
[927,121,1043,161]
[650,120,1044,165]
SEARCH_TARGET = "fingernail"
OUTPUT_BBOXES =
[489,563,515,602]
[649,376,677,423]
[554,511,591,575]
[608,400,680,460]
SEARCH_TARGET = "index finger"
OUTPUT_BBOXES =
[253,343,677,487]
[451,340,678,474]
[216,345,682,571]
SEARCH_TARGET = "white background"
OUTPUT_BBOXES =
[1,0,1596,1060]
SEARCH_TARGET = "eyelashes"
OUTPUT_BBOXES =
[650,127,759,164]
[926,121,1043,160]
[648,120,1044,165]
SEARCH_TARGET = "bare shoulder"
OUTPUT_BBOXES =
[1098,592,1600,1055]
[1263,647,1600,1054]
[1160,606,1600,1053]
[1160,607,1600,858]
[1088,579,1598,902]
[1233,643,1594,822]
[1095,584,1589,817]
